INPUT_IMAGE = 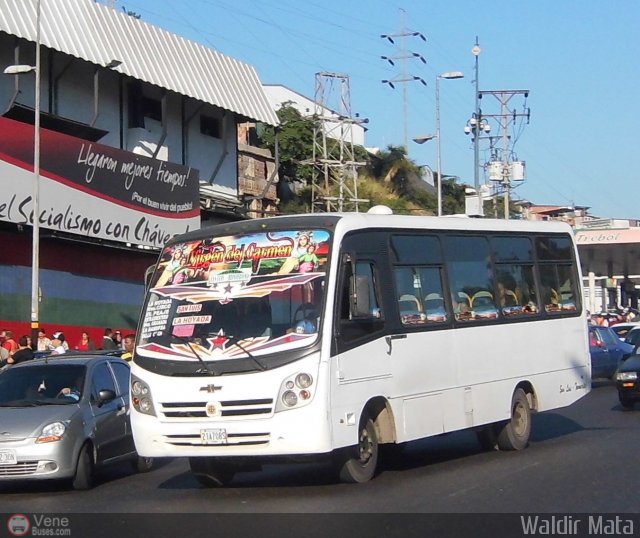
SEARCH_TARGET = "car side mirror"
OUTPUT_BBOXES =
[97,389,117,407]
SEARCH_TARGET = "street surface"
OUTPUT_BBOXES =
[1,380,638,514]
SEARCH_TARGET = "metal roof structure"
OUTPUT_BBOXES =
[0,0,279,126]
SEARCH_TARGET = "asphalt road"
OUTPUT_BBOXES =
[1,380,639,515]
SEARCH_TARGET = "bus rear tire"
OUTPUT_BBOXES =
[496,388,531,451]
[189,457,235,487]
[335,417,379,483]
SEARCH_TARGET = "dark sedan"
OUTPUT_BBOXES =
[616,355,640,410]
[589,325,634,380]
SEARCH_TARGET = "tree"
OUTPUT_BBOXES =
[259,104,315,193]
[441,177,466,215]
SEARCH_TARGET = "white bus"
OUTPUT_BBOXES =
[130,209,590,485]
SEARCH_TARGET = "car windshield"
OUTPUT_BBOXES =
[0,364,86,406]
[137,229,330,371]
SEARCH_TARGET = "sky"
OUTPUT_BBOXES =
[118,0,639,219]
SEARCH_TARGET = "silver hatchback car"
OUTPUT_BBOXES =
[0,354,153,489]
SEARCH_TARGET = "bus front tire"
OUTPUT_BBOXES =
[335,417,379,483]
[189,457,235,487]
[496,388,531,451]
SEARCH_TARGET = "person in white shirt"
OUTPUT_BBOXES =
[50,332,67,355]
[37,329,52,352]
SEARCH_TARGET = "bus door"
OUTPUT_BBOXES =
[332,254,390,388]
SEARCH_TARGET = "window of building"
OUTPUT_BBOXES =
[127,82,162,128]
[200,115,221,138]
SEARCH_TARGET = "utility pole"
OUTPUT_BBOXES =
[480,90,530,219]
[381,8,427,153]
[472,38,482,214]
[309,72,368,213]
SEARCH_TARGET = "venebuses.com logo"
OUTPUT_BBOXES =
[6,513,72,536]
[7,514,30,537]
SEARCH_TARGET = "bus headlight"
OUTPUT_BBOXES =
[282,391,298,407]
[131,374,156,416]
[276,371,316,412]
[296,373,313,389]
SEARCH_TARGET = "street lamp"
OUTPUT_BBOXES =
[435,71,463,216]
[413,133,437,213]
[414,71,464,216]
[3,0,41,343]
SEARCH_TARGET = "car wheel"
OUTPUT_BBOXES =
[189,457,235,487]
[619,396,635,410]
[133,455,154,473]
[334,416,379,483]
[72,443,94,490]
[496,388,531,451]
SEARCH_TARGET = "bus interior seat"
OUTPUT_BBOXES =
[398,294,421,315]
[471,290,494,307]
[503,289,519,306]
[424,293,445,309]
[456,291,472,308]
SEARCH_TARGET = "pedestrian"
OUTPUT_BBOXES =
[121,334,135,361]
[2,330,18,357]
[102,328,117,350]
[37,329,52,352]
[113,330,123,350]
[75,331,96,351]
[50,332,67,355]
[7,335,34,364]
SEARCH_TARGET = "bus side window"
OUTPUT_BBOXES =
[338,259,383,342]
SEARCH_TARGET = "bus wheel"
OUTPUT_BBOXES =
[189,457,235,487]
[336,417,379,483]
[496,388,531,451]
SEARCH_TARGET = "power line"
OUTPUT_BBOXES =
[380,8,427,152]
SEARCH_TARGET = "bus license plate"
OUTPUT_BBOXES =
[200,429,227,445]
[0,450,17,465]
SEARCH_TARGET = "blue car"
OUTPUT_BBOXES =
[589,325,634,380]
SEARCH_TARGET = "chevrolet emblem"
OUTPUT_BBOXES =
[199,384,222,393]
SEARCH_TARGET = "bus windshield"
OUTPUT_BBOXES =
[136,229,331,372]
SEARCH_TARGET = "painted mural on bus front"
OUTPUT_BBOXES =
[150,229,331,290]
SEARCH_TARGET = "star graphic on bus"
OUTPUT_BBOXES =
[206,329,229,352]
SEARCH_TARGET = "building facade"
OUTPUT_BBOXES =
[0,0,278,345]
